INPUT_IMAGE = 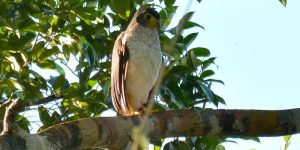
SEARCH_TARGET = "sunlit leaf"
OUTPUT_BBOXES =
[0,78,23,90]
[37,59,56,69]
[31,41,45,61]
[279,0,287,7]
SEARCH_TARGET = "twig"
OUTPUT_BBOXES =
[0,94,62,113]
[1,99,20,135]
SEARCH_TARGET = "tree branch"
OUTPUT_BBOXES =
[0,108,300,150]
[0,94,62,112]
[0,95,63,134]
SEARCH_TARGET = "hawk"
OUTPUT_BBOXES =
[111,8,162,116]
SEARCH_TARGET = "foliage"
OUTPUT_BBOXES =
[279,0,287,7]
[283,135,291,150]
[0,0,286,149]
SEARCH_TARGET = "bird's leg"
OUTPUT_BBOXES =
[128,111,142,116]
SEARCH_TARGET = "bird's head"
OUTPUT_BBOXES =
[136,8,160,30]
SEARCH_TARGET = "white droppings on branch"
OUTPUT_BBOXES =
[166,117,173,134]
[232,119,245,133]
[208,116,222,135]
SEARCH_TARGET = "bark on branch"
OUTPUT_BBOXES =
[1,108,300,150]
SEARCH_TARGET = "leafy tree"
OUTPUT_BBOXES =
[0,0,289,149]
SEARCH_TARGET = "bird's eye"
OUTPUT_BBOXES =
[145,14,151,20]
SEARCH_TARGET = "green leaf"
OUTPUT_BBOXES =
[62,44,71,60]
[283,135,291,150]
[216,145,225,150]
[39,46,59,61]
[200,70,215,79]
[163,86,185,109]
[206,79,225,85]
[110,0,130,20]
[182,21,205,30]
[190,47,210,57]
[167,80,184,103]
[55,63,65,75]
[53,75,69,93]
[4,51,28,70]
[195,137,221,149]
[32,41,45,61]
[212,94,226,106]
[203,57,217,70]
[159,6,178,30]
[0,78,22,90]
[183,50,202,69]
[279,0,287,7]
[135,0,143,5]
[87,79,97,89]
[240,137,260,143]
[38,106,51,125]
[16,115,30,132]
[85,45,96,66]
[283,135,291,142]
[164,140,190,150]
[37,59,56,69]
[183,33,198,47]
[8,32,36,49]
[79,36,97,66]
[80,67,92,89]
[165,0,176,7]
[176,11,195,34]
[198,82,214,103]
[74,8,94,25]
[167,65,193,76]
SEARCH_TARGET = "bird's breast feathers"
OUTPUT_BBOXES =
[123,27,162,110]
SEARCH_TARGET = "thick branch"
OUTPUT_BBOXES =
[1,108,300,149]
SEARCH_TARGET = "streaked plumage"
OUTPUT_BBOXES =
[111,8,162,116]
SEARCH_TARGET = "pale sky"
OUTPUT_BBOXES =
[175,0,300,149]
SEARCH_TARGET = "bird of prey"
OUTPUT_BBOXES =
[111,8,162,116]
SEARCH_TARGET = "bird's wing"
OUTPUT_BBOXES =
[111,32,130,115]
